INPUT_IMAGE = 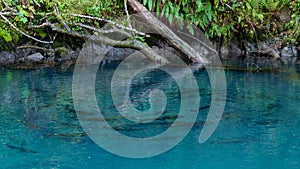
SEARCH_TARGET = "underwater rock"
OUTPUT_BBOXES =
[5,144,37,154]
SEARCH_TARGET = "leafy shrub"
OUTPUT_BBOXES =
[0,0,124,43]
[140,0,299,41]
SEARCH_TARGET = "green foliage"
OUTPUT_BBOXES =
[0,0,124,43]
[0,0,299,44]
[286,0,300,41]
[0,27,12,42]
[140,0,300,41]
[141,0,216,35]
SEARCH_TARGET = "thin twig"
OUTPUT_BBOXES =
[69,22,121,34]
[0,14,53,44]
[220,0,233,10]
[39,13,52,21]
[33,0,41,7]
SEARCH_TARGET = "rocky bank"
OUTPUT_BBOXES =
[0,38,299,71]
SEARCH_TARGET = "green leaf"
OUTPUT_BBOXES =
[0,28,12,42]
[257,14,264,20]
[20,17,28,24]
[143,0,147,6]
[148,0,153,11]
[246,2,252,10]
[165,5,169,16]
[214,0,219,8]
[169,3,174,15]
[156,0,161,16]
[28,6,36,14]
[161,4,167,16]
[183,6,189,13]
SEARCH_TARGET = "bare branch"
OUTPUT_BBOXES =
[69,22,120,34]
[0,12,17,16]
[17,45,54,53]
[54,5,71,32]
[124,0,132,30]
[0,13,53,44]
[70,13,149,37]
[0,12,10,15]
[29,22,51,29]
[32,22,90,39]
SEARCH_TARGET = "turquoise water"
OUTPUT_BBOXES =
[0,64,300,169]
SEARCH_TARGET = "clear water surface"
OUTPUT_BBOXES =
[0,63,300,169]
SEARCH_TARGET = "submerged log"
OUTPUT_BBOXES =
[128,0,210,65]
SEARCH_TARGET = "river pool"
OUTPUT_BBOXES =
[0,63,300,169]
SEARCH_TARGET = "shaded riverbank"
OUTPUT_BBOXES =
[1,38,299,71]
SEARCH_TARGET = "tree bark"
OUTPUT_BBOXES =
[128,0,210,65]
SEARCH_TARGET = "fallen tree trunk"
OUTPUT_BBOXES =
[128,0,210,65]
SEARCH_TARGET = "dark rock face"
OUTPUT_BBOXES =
[78,41,136,65]
[220,41,242,60]
[106,48,136,62]
[1,37,299,70]
[0,51,15,65]
[280,46,298,65]
[221,39,300,70]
